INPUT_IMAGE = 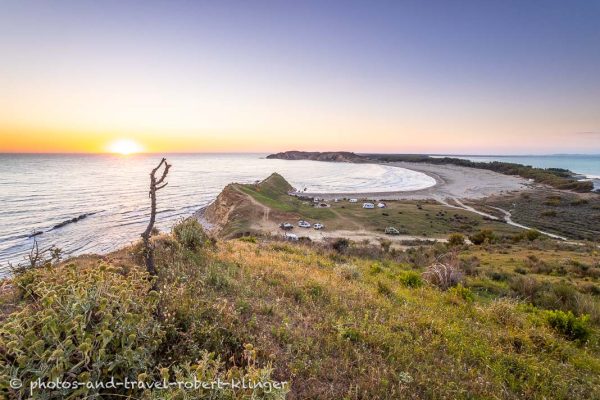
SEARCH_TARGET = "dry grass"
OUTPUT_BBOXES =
[1,232,599,399]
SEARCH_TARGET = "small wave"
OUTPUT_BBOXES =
[51,212,96,230]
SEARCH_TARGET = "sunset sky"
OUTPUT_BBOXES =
[1,0,599,154]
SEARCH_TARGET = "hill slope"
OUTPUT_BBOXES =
[2,225,599,399]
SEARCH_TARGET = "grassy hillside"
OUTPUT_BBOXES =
[217,173,520,239]
[1,220,599,399]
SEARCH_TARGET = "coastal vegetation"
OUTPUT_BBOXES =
[1,220,599,399]
[364,154,595,192]
[474,191,600,241]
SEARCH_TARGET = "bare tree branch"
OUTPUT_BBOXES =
[141,157,171,283]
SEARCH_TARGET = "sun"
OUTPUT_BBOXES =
[107,139,143,155]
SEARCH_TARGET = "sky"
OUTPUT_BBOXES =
[1,0,599,154]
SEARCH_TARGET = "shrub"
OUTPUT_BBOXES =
[469,229,496,245]
[459,256,480,276]
[488,271,509,281]
[447,233,466,247]
[570,198,589,206]
[399,271,423,288]
[332,238,350,253]
[545,310,591,341]
[514,267,528,275]
[423,256,463,290]
[0,263,163,399]
[377,281,395,298]
[448,284,474,302]
[172,219,208,250]
[525,229,542,241]
[509,275,540,300]
[238,235,257,243]
[379,238,392,253]
[337,325,361,342]
[335,263,360,280]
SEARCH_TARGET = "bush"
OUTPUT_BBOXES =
[377,281,395,298]
[447,233,466,247]
[399,271,423,288]
[172,219,208,250]
[469,229,496,245]
[423,257,463,290]
[545,310,591,341]
[448,284,474,302]
[0,263,163,399]
[332,238,350,253]
[238,235,257,243]
[525,229,542,241]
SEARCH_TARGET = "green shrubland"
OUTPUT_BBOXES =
[1,221,599,399]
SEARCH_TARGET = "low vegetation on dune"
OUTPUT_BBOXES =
[1,219,599,399]
[475,190,600,241]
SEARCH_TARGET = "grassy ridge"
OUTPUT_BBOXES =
[1,220,599,399]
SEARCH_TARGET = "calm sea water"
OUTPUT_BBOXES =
[0,153,434,270]
[441,155,600,178]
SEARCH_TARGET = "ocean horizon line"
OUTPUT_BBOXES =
[1,151,600,157]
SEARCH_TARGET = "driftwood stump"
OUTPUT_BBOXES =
[141,158,171,280]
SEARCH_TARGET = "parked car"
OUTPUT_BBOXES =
[349,198,358,203]
[284,233,299,241]
[298,220,311,228]
[363,202,375,209]
[313,223,324,230]
[385,227,400,235]
[279,222,294,230]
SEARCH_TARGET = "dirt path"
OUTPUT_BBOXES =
[435,196,569,241]
[488,206,568,240]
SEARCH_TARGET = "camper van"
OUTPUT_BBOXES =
[362,203,375,209]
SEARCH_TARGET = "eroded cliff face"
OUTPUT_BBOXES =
[266,151,365,163]
[203,184,248,235]
[202,173,294,237]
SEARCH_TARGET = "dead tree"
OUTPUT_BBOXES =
[141,157,171,279]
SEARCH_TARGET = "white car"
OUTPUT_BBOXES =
[284,233,299,241]
[313,223,324,230]
[298,220,311,228]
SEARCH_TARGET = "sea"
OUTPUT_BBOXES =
[0,153,435,271]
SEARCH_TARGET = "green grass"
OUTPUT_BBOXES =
[1,225,599,399]
[234,174,520,238]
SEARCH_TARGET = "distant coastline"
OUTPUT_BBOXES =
[267,151,597,192]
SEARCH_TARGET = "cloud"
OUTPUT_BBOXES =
[575,131,600,135]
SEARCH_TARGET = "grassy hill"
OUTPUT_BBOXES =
[206,173,521,240]
[1,219,599,399]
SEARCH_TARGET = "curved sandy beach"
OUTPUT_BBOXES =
[301,161,531,201]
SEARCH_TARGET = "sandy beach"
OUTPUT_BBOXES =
[301,161,531,201]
